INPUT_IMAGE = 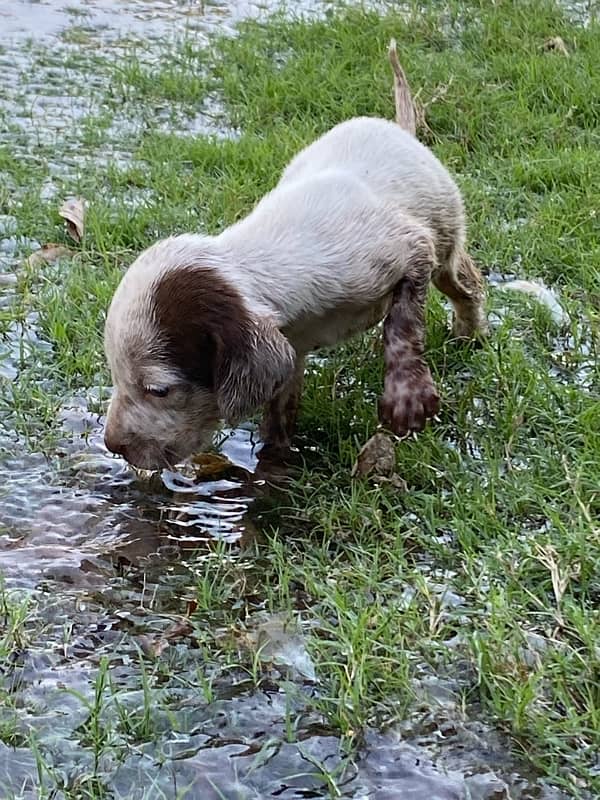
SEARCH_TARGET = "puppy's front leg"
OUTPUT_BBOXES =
[379,239,440,437]
[260,357,305,455]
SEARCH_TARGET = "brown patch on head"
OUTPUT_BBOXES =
[150,265,296,424]
[151,266,252,388]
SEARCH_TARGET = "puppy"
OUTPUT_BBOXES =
[104,42,487,470]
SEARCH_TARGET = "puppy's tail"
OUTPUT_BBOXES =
[388,39,417,136]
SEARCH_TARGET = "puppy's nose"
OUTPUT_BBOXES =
[104,430,127,458]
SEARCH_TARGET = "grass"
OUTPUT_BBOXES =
[0,0,599,797]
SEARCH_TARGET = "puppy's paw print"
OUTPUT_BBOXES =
[378,366,440,437]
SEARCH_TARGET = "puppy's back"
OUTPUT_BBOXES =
[279,116,465,257]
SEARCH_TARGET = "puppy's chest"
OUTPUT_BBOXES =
[284,297,392,353]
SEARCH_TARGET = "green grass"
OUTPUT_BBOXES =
[1,0,599,797]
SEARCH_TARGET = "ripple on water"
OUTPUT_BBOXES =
[0,408,263,590]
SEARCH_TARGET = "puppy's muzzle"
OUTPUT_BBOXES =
[104,429,129,460]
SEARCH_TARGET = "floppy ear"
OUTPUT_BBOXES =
[150,263,295,420]
[215,316,296,424]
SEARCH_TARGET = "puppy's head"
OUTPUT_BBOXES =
[103,236,295,470]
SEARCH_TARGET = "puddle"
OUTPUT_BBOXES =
[0,385,568,799]
[0,0,342,181]
[0,0,334,43]
[487,272,597,392]
[0,399,261,590]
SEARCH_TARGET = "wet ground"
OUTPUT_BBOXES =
[0,1,586,798]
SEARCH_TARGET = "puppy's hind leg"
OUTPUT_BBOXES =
[432,249,488,339]
[379,232,440,437]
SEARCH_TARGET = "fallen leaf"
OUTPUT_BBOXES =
[353,433,395,478]
[352,432,406,490]
[162,618,194,642]
[191,452,232,478]
[59,197,86,242]
[26,243,73,268]
[160,453,234,493]
[135,618,194,658]
[136,634,169,658]
[185,598,198,616]
[542,36,569,56]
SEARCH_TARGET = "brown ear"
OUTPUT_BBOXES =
[215,316,296,424]
[151,264,295,420]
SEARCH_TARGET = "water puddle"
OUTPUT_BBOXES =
[0,383,568,796]
[487,271,596,392]
[0,0,340,179]
[0,400,260,589]
[0,0,333,43]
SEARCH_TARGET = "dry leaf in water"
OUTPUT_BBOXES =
[59,197,86,242]
[191,452,232,478]
[26,243,73,268]
[542,36,569,56]
[161,452,233,494]
[136,619,193,658]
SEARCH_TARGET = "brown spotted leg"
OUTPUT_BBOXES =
[379,241,440,436]
[259,357,305,457]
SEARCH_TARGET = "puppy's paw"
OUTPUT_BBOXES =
[452,314,489,340]
[378,366,440,437]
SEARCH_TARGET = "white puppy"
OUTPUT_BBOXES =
[104,42,487,469]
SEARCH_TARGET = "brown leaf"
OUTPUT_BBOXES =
[352,433,407,490]
[542,36,569,56]
[59,197,86,242]
[352,432,396,478]
[26,243,73,268]
[185,598,198,616]
[162,618,194,642]
[191,452,232,478]
[136,634,169,658]
[136,617,194,658]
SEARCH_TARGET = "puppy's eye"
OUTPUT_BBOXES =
[145,386,170,398]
